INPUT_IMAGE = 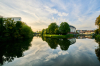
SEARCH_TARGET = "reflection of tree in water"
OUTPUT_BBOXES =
[0,37,33,65]
[95,39,100,61]
[41,36,76,51]
[44,38,58,49]
[59,39,70,50]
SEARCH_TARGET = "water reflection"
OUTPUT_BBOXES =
[77,36,93,39]
[41,36,76,50]
[95,38,100,61]
[0,37,33,65]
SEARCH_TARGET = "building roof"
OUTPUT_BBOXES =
[0,15,3,18]
[58,25,76,29]
[69,25,76,29]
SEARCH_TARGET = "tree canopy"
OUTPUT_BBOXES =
[95,15,100,29]
[59,22,70,35]
[41,22,70,35]
[0,17,34,41]
[48,22,58,34]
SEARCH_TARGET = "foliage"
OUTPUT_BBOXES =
[43,34,74,38]
[54,28,59,34]
[95,38,100,61]
[41,22,70,35]
[95,35,100,40]
[21,24,33,38]
[41,29,45,35]
[95,29,100,34]
[48,22,58,34]
[0,37,33,65]
[0,18,34,41]
[59,22,70,35]
[95,15,100,29]
[41,37,75,50]
[0,17,3,36]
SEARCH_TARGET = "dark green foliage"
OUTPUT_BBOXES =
[41,22,70,35]
[0,37,33,65]
[0,18,34,41]
[41,37,72,50]
[95,29,100,34]
[95,15,100,29]
[59,39,70,50]
[59,22,70,35]
[48,22,58,34]
[0,17,3,36]
[43,34,74,38]
[45,38,58,49]
[95,35,100,40]
[21,24,33,38]
[41,29,46,35]
[95,38,100,61]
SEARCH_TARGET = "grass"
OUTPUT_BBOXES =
[43,34,74,38]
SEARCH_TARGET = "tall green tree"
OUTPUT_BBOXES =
[48,22,58,34]
[95,15,100,29]
[59,22,70,35]
[0,17,3,36]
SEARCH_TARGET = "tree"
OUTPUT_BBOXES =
[54,28,59,34]
[48,22,58,34]
[95,15,100,29]
[0,17,3,36]
[59,22,70,35]
[21,24,33,38]
[95,29,99,34]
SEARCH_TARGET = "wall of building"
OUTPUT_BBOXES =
[70,27,76,32]
[4,17,21,22]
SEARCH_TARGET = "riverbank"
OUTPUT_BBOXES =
[43,34,74,38]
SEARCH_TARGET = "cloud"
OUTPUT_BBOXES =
[58,12,68,16]
[0,0,100,31]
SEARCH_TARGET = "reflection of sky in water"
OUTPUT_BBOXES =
[3,37,100,66]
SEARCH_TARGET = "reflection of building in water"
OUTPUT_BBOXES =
[77,36,85,39]
[85,36,92,39]
[68,38,76,44]
[76,30,95,34]
[77,36,92,39]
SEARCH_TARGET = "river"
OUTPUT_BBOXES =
[0,36,100,66]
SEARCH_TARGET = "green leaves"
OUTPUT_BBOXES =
[59,22,70,35]
[95,15,100,29]
[48,22,58,34]
[0,18,34,41]
[41,22,70,35]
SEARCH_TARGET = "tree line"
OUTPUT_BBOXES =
[0,17,34,41]
[41,22,70,35]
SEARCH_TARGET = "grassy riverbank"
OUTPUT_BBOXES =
[43,34,74,38]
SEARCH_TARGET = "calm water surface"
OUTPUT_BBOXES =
[1,36,100,66]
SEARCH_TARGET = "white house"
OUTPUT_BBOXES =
[69,25,76,33]
[4,17,21,22]
[0,15,3,18]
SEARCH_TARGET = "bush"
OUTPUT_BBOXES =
[0,18,34,41]
[96,35,100,40]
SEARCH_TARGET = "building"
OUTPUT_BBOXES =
[76,30,95,34]
[0,15,3,18]
[69,25,76,33]
[4,17,21,22]
[83,31,94,34]
[58,25,76,34]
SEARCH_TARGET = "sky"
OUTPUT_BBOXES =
[0,0,100,32]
